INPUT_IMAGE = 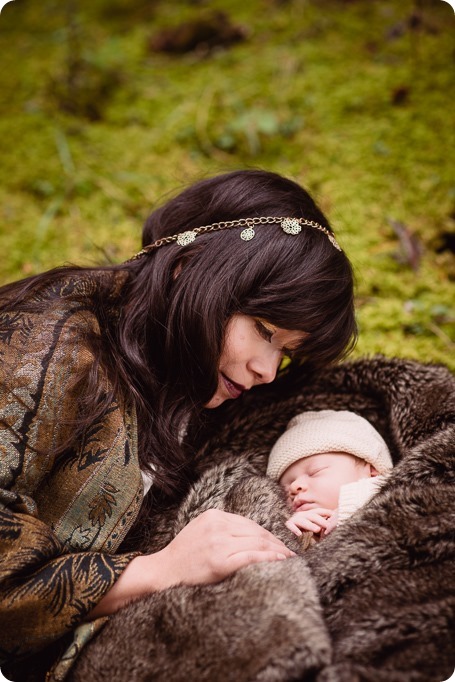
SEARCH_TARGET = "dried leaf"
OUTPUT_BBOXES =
[388,218,423,271]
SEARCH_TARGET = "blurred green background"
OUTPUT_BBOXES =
[0,0,453,368]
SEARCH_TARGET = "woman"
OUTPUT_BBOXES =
[0,169,356,680]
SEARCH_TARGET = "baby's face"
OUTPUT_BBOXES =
[279,452,372,511]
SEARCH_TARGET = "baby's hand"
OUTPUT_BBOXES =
[285,508,333,536]
[323,508,339,536]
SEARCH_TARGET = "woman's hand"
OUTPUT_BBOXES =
[285,508,333,536]
[159,508,295,586]
[88,509,295,619]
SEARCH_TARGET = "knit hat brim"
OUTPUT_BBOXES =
[266,410,393,481]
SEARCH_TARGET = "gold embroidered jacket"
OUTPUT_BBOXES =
[0,275,143,680]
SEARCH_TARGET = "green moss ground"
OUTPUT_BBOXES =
[0,0,453,368]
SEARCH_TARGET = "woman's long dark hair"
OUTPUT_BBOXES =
[0,170,356,500]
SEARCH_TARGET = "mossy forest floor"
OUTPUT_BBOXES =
[0,0,453,369]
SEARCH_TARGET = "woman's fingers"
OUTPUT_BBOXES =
[197,509,293,553]
[215,509,289,540]
[223,535,295,558]
[89,508,297,611]
[224,549,294,574]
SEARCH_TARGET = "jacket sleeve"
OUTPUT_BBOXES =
[0,305,140,662]
[0,507,137,659]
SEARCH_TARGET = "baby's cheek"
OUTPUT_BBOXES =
[280,483,290,501]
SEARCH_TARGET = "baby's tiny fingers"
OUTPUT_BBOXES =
[312,508,333,518]
[305,521,323,533]
[285,519,302,536]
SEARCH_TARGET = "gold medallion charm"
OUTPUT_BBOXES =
[177,231,197,246]
[240,227,255,241]
[281,218,302,235]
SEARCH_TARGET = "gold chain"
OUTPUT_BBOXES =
[128,217,341,261]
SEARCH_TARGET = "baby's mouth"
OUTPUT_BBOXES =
[293,499,315,512]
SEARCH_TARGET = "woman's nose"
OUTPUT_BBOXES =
[249,351,282,384]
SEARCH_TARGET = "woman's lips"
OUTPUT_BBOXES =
[221,373,245,399]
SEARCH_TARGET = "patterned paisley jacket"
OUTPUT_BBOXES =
[0,275,143,681]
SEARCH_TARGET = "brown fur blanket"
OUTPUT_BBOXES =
[70,356,455,682]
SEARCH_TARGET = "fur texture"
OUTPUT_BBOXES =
[70,357,455,682]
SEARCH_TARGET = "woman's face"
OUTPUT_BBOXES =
[205,314,305,409]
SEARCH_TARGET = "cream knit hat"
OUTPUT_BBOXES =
[266,410,393,481]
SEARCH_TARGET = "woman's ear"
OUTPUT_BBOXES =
[370,465,379,477]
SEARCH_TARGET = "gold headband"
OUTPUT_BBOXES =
[128,216,342,261]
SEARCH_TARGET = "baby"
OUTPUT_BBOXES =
[267,410,393,540]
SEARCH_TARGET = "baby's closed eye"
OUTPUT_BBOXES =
[308,466,329,476]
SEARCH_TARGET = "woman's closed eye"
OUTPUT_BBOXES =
[255,320,294,354]
[255,320,274,343]
[255,319,304,363]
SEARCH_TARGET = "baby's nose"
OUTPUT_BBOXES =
[289,477,308,495]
